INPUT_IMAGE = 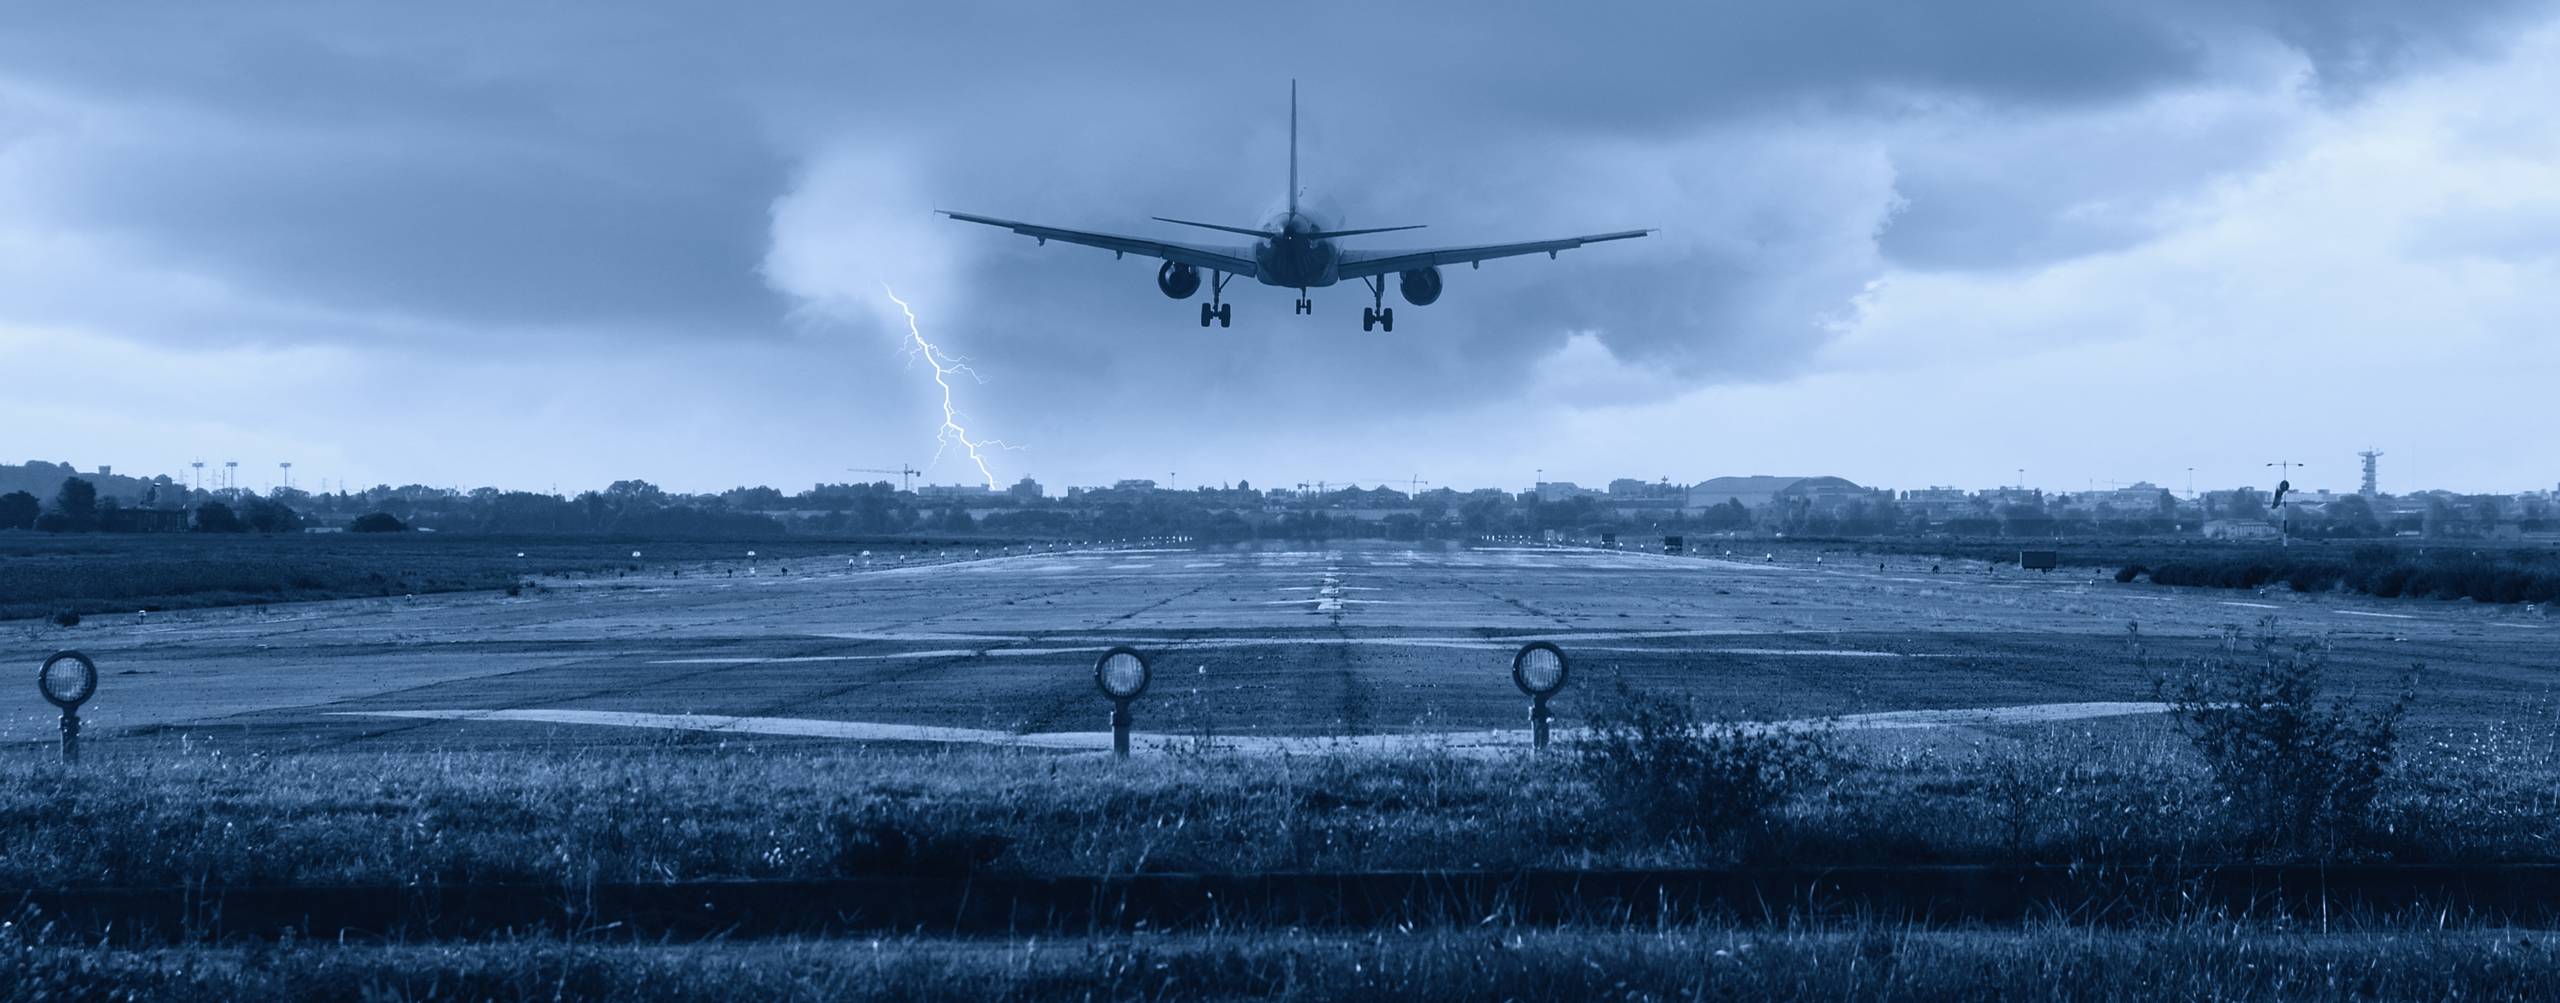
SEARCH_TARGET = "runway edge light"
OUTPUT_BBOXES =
[39,650,98,764]
[1511,641,1569,750]
[1095,646,1152,758]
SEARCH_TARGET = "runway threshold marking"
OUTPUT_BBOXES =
[330,701,2175,753]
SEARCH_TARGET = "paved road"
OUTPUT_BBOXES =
[10,541,2551,752]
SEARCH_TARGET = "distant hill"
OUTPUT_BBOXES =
[0,461,185,505]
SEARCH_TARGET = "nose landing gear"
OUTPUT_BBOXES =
[1359,275,1394,332]
[1196,270,1234,328]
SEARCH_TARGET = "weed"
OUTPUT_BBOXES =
[1574,682,1835,850]
[2148,619,2412,857]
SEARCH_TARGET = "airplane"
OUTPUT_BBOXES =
[941,83,1653,332]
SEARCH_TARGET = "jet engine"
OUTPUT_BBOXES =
[1399,266,1443,306]
[1157,262,1201,299]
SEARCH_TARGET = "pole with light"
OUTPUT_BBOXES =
[39,651,98,764]
[1511,642,1570,749]
[1094,646,1151,758]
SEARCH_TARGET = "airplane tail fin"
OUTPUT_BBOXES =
[1288,80,1298,217]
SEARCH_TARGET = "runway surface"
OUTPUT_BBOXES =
[11,541,2552,752]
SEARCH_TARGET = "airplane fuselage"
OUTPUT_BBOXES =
[1252,207,1341,288]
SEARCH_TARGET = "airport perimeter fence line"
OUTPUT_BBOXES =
[20,863,2560,943]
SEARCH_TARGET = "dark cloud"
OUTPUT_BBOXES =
[0,0,2545,426]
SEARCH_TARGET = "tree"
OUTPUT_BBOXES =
[936,506,976,532]
[350,512,408,533]
[242,496,302,533]
[50,477,99,532]
[193,501,246,533]
[0,491,35,530]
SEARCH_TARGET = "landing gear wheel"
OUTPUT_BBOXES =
[1360,275,1393,332]
[1216,303,1231,327]
[1199,302,1213,327]
[1295,296,1312,315]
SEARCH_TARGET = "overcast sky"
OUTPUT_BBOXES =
[7,2,2556,497]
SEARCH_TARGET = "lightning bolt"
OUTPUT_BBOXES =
[884,285,1013,489]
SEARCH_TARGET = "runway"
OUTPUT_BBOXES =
[13,541,2552,752]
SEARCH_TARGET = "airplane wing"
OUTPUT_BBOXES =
[1335,229,1655,279]
[940,211,1260,277]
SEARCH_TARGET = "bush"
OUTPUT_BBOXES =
[350,512,407,533]
[191,502,244,533]
[49,610,79,627]
[2114,564,2146,584]
[2284,564,2344,593]
[1575,683,1832,847]
[2150,621,2410,857]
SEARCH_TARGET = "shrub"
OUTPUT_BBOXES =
[191,502,244,533]
[2114,564,2146,584]
[2369,565,2413,598]
[2150,620,2411,857]
[2284,564,2344,593]
[49,610,79,627]
[1575,683,1833,846]
[350,512,407,533]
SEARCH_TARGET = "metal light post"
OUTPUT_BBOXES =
[39,651,98,764]
[1094,646,1151,758]
[2265,461,2302,547]
[1511,642,1570,749]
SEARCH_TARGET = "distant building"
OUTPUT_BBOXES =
[1900,486,1976,520]
[917,483,995,499]
[1686,476,1810,512]
[2202,518,2280,540]
[1534,481,1601,502]
[1112,479,1158,492]
[1687,475,1878,513]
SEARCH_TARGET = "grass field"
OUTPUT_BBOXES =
[0,533,1033,620]
[12,923,2560,1001]
[6,706,2550,890]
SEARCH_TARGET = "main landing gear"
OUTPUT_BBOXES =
[1360,275,1395,332]
[1294,293,1313,315]
[1197,270,1233,328]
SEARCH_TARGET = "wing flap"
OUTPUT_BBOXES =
[941,211,1259,276]
[1336,229,1654,279]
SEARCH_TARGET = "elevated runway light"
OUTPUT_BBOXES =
[39,651,97,764]
[1094,646,1151,758]
[1510,642,1570,749]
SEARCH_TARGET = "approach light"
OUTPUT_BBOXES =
[39,650,95,709]
[1094,646,1152,758]
[38,651,97,764]
[1097,646,1151,701]
[1510,642,1570,750]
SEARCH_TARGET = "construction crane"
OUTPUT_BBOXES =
[848,466,920,492]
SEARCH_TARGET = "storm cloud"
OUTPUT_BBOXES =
[7,2,2554,492]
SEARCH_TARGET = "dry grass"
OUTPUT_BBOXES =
[7,920,2559,1001]
[3,713,2556,891]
